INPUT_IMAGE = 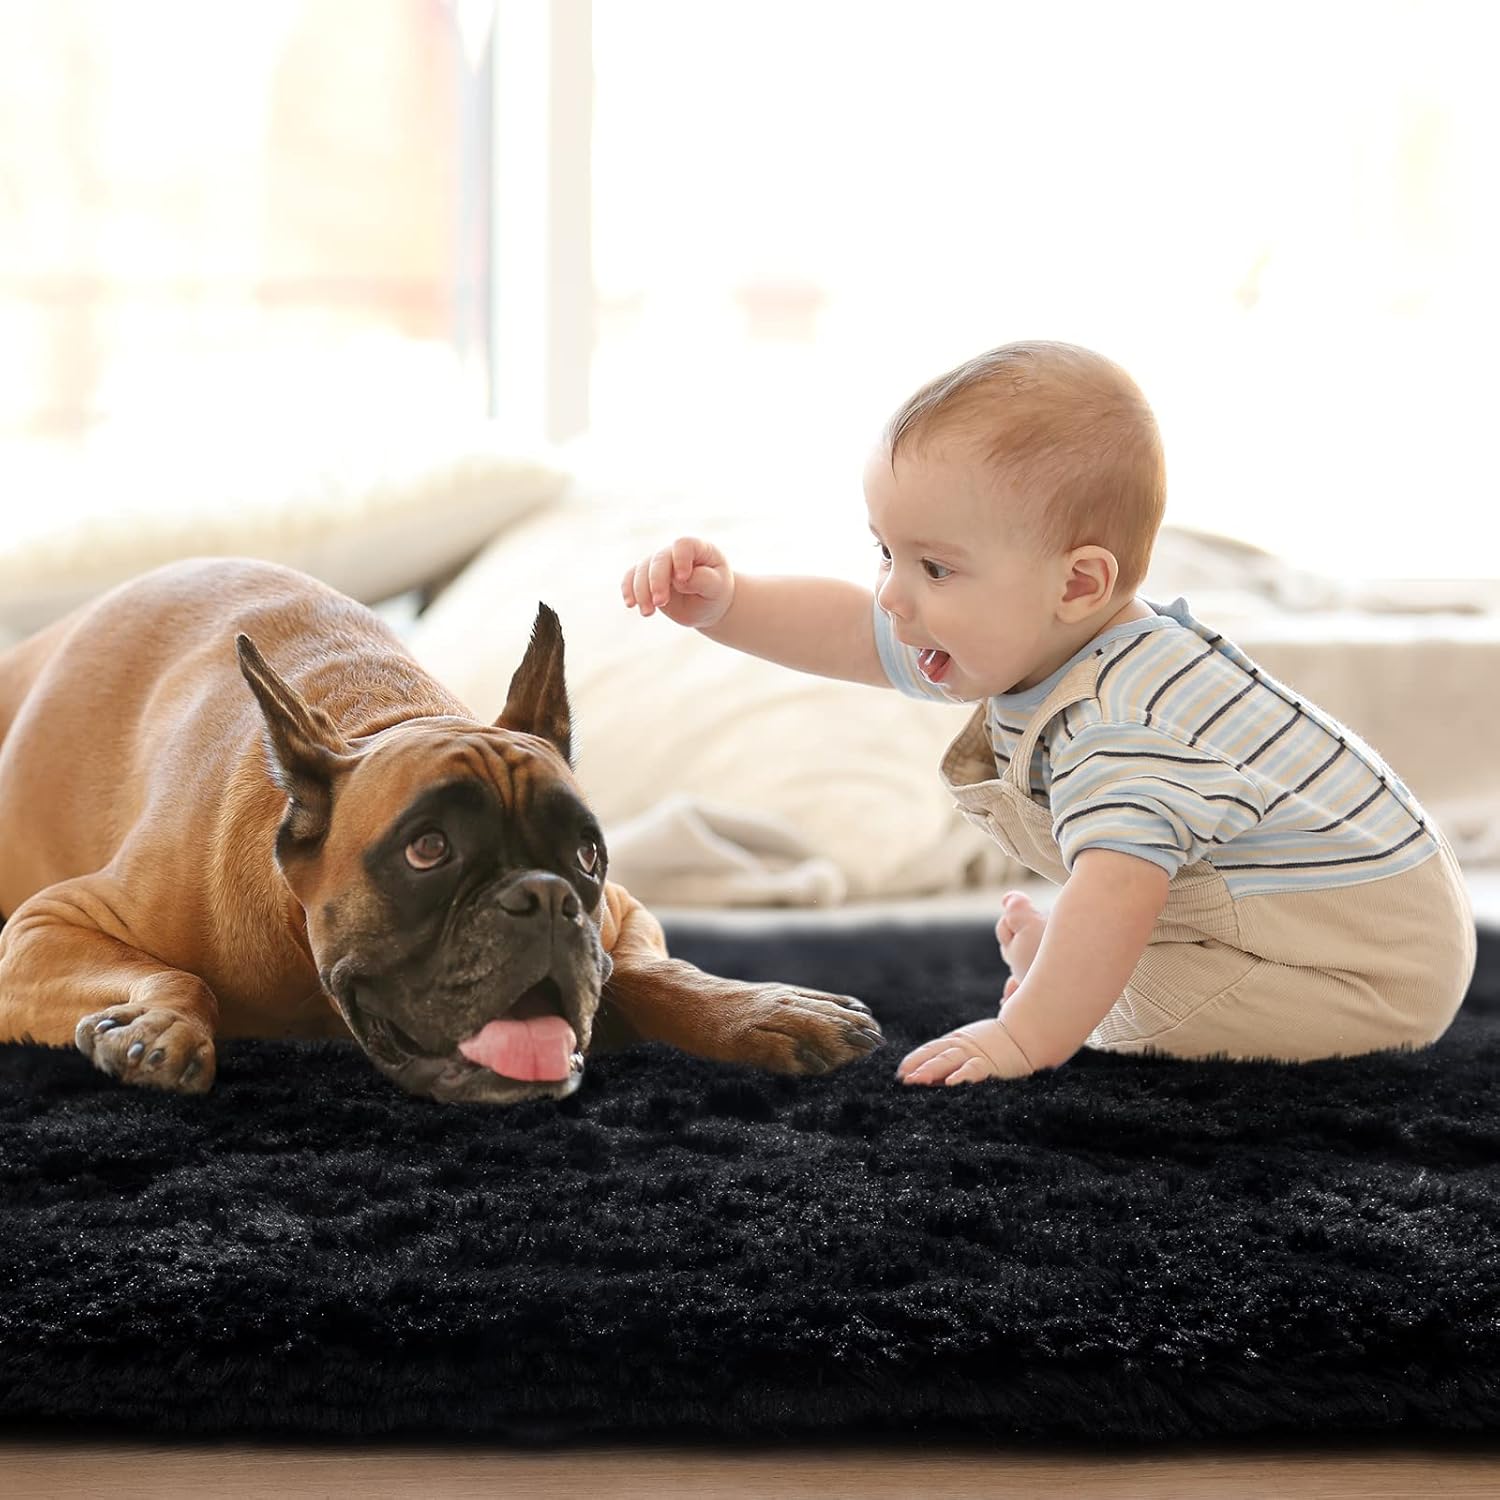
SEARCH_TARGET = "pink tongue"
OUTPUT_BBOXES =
[458,1015,578,1082]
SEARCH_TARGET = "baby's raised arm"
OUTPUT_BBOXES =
[621,537,889,688]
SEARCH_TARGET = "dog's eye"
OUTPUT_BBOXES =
[576,839,600,876]
[405,831,450,871]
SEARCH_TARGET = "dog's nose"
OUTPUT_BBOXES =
[498,872,581,923]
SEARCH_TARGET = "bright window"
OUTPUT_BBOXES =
[0,0,489,478]
[590,0,1499,580]
[3,2,1495,586]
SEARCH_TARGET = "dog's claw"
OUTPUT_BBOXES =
[794,1042,834,1074]
[742,985,884,1075]
[75,1004,216,1094]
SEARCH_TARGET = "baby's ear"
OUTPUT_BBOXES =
[1058,547,1120,617]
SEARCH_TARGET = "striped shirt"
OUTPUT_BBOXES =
[872,594,1440,900]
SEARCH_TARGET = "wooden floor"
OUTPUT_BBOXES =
[5,1437,1500,1499]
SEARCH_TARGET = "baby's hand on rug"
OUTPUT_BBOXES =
[896,1017,1035,1087]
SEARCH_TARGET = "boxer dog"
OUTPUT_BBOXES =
[0,558,882,1105]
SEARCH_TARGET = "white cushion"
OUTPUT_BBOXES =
[407,477,1027,904]
[0,422,569,638]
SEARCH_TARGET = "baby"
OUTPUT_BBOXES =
[621,340,1477,1087]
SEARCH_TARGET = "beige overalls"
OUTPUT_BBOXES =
[940,654,1478,1063]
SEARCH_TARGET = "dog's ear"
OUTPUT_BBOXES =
[236,634,355,845]
[494,603,572,766]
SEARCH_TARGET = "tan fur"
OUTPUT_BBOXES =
[0,559,881,1097]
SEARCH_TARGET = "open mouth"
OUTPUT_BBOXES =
[456,976,584,1083]
[917,647,951,683]
[356,976,585,1087]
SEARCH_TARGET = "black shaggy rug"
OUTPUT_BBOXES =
[1,918,1498,1447]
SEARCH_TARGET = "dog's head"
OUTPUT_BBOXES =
[236,605,610,1106]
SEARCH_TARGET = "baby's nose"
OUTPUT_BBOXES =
[875,579,908,620]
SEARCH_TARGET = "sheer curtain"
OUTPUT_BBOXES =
[0,0,490,534]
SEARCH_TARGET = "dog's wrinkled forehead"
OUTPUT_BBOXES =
[330,720,585,863]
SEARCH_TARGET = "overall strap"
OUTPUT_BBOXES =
[1004,656,1101,793]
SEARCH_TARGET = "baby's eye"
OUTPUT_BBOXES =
[872,541,892,565]
[922,560,952,581]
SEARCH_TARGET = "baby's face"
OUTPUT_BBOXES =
[863,440,1063,701]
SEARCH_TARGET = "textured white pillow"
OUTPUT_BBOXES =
[0,422,569,637]
[406,481,1026,904]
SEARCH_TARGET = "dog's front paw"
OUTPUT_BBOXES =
[75,1005,216,1093]
[739,985,883,1075]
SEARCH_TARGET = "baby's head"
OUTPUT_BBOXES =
[864,340,1166,701]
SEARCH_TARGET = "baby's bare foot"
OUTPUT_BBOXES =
[995,891,1047,1000]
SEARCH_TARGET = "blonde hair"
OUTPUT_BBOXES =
[883,340,1166,599]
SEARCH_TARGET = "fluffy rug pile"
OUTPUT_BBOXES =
[0,920,1496,1445]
